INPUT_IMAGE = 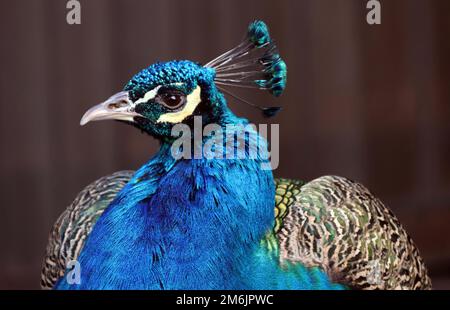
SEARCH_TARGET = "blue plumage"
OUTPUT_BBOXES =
[52,20,345,290]
[56,110,343,289]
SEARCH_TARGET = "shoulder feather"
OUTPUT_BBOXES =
[275,176,432,290]
[40,171,134,289]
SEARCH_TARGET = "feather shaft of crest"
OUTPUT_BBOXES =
[217,86,281,118]
[216,71,264,78]
[215,77,258,84]
[212,41,271,71]
[212,43,254,68]
[204,41,251,68]
[214,58,261,73]
[217,86,259,107]
[215,81,268,90]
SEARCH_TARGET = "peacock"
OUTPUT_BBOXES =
[41,21,431,290]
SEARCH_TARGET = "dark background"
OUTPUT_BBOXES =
[0,0,449,289]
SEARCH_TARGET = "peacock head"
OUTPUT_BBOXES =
[80,20,287,139]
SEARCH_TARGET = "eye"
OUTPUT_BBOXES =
[156,89,186,110]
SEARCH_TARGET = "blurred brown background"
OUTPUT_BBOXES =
[0,0,449,289]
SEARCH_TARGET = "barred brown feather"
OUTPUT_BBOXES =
[40,171,134,289]
[42,172,431,290]
[274,176,432,290]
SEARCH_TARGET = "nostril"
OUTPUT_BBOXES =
[108,103,120,110]
[108,100,128,110]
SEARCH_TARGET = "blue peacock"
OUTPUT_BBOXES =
[41,21,431,290]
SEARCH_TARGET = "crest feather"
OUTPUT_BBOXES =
[205,20,287,98]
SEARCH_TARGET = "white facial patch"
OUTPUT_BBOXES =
[157,85,202,124]
[133,85,162,106]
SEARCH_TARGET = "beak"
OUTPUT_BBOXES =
[80,91,142,126]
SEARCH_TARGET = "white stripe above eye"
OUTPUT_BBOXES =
[133,82,186,107]
[133,85,162,106]
[157,85,202,124]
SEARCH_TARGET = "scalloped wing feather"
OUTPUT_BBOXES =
[274,176,432,290]
[40,171,134,289]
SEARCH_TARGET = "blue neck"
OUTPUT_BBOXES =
[55,111,346,290]
[57,114,278,289]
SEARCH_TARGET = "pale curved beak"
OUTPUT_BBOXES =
[80,91,142,126]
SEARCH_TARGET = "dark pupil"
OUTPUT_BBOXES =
[160,91,184,109]
[165,94,181,106]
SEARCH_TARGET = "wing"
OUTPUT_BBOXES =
[40,171,134,289]
[274,176,432,290]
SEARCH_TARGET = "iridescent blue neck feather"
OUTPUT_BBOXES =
[55,108,344,289]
